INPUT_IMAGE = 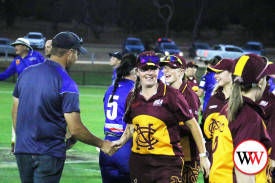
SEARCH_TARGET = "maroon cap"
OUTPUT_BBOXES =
[159,54,186,69]
[186,61,198,68]
[208,58,234,73]
[137,51,160,69]
[233,53,275,84]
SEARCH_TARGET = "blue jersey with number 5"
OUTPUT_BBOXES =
[103,79,135,136]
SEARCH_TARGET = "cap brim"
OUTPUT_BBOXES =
[207,66,223,73]
[265,64,275,78]
[159,61,170,67]
[78,46,87,54]
[11,42,33,50]
[138,63,160,69]
[159,61,181,68]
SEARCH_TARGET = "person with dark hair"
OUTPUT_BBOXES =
[197,58,219,112]
[12,31,115,183]
[210,54,275,182]
[0,37,44,81]
[111,51,210,183]
[160,54,201,183]
[100,53,137,183]
[200,58,234,183]
[109,52,123,84]
[184,61,199,92]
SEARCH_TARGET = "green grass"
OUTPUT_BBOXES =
[0,81,205,183]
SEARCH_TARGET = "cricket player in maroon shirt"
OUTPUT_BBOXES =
[257,76,275,182]
[210,54,275,183]
[111,51,210,183]
[160,54,201,183]
[200,58,234,183]
[185,61,199,92]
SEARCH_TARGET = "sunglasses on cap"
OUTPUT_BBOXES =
[139,55,160,64]
[163,55,183,65]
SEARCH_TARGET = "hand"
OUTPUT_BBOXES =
[270,159,275,172]
[10,142,15,154]
[200,157,211,178]
[100,140,117,156]
[112,140,124,149]
[65,137,78,150]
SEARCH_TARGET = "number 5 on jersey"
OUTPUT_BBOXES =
[107,95,119,120]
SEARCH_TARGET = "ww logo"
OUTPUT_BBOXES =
[233,140,268,175]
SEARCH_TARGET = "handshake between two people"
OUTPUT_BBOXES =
[99,139,124,156]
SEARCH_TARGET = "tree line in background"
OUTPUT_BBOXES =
[0,0,275,41]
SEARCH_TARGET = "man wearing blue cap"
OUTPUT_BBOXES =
[0,37,44,81]
[12,31,115,183]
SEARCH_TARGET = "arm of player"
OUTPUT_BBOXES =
[64,112,116,155]
[0,61,17,81]
[234,166,255,183]
[185,118,211,178]
[12,97,19,130]
[113,124,134,149]
[197,88,205,97]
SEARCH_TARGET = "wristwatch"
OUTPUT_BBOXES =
[199,151,209,158]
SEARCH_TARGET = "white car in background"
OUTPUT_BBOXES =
[24,32,46,49]
[196,44,250,62]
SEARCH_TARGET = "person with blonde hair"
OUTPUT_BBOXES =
[210,53,275,183]
[200,58,234,183]
[160,54,202,183]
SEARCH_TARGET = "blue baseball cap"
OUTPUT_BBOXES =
[52,31,87,54]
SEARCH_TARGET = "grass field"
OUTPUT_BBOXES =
[0,81,205,183]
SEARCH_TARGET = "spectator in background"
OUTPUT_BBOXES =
[12,31,115,183]
[100,53,137,183]
[0,38,44,81]
[44,39,52,58]
[184,61,199,92]
[197,58,219,112]
[109,52,123,84]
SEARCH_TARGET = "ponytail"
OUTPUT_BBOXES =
[109,71,123,103]
[109,53,137,103]
[228,79,253,122]
[228,82,243,122]
[124,77,140,119]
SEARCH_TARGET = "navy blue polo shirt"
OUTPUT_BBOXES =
[13,60,80,160]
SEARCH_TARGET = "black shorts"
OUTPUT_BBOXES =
[129,152,184,183]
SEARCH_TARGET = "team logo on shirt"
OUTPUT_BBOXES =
[16,59,20,65]
[233,140,268,175]
[29,57,37,61]
[135,124,159,150]
[204,112,222,139]
[153,99,163,106]
[259,100,268,107]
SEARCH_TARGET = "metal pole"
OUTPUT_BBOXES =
[91,52,94,64]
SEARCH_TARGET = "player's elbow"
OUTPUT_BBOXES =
[68,125,83,137]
